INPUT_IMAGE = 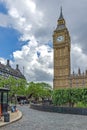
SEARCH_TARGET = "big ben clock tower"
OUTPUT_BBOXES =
[53,7,71,89]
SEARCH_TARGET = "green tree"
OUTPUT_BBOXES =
[52,88,86,107]
[0,76,27,97]
[26,82,52,101]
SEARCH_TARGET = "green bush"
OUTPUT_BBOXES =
[52,87,87,107]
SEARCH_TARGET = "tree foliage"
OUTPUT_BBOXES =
[52,87,87,107]
[0,77,52,102]
[26,82,52,101]
[0,76,27,97]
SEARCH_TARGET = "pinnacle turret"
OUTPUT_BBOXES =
[56,7,66,30]
[59,6,63,20]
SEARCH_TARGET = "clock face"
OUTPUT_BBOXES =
[57,36,64,42]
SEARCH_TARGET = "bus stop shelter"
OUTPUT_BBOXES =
[0,88,10,117]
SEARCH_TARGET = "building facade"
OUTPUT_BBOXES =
[0,60,25,80]
[53,8,87,89]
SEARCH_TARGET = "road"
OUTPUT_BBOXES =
[1,105,87,130]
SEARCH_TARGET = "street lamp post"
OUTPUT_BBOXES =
[15,94,17,107]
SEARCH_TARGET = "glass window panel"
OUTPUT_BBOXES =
[3,93,7,104]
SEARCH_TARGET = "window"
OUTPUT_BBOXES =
[3,93,7,104]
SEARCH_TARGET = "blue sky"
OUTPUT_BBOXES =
[0,27,21,59]
[0,0,87,84]
[0,0,53,84]
[0,2,7,14]
[0,2,21,59]
[0,1,52,60]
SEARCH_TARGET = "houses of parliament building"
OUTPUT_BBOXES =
[53,8,87,89]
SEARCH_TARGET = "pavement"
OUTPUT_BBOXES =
[0,110,22,127]
[1,105,87,130]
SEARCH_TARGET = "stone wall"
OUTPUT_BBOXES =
[30,103,87,115]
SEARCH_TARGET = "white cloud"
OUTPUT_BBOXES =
[0,13,12,27]
[13,38,53,84]
[0,58,6,64]
[0,0,87,86]
[0,0,53,84]
[71,44,87,73]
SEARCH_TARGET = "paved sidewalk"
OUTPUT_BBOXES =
[0,110,22,127]
[1,106,87,130]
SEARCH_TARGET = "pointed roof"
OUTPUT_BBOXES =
[78,68,81,75]
[59,6,63,20]
[0,60,25,79]
[56,7,66,30]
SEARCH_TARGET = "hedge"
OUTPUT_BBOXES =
[52,88,87,107]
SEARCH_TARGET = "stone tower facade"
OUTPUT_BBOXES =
[53,8,87,89]
[53,7,71,89]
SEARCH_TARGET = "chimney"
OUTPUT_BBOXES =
[16,64,19,70]
[73,70,75,76]
[78,68,81,75]
[7,60,11,67]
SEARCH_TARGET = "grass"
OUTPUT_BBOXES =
[76,102,87,108]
